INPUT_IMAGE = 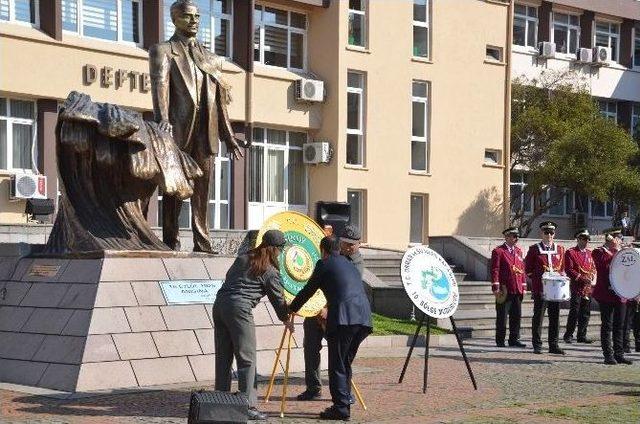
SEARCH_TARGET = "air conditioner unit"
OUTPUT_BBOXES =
[572,212,587,228]
[537,42,556,59]
[592,46,611,65]
[295,78,325,103]
[303,142,331,164]
[577,48,593,63]
[10,173,47,200]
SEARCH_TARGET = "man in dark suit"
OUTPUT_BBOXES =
[290,236,372,421]
[149,0,246,252]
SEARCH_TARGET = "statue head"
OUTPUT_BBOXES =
[170,0,200,37]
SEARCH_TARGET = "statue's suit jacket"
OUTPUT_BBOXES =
[149,35,235,156]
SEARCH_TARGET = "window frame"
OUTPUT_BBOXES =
[594,19,620,63]
[163,0,234,58]
[62,0,143,47]
[598,99,617,123]
[634,24,640,69]
[0,97,37,173]
[513,3,538,49]
[410,80,429,172]
[346,70,366,167]
[254,3,307,71]
[0,0,40,27]
[409,193,427,245]
[509,171,532,215]
[248,127,308,207]
[412,0,429,59]
[347,189,366,242]
[551,11,580,56]
[631,103,640,140]
[348,0,367,48]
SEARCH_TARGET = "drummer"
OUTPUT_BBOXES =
[490,227,527,348]
[524,221,566,355]
[563,229,596,344]
[592,228,632,365]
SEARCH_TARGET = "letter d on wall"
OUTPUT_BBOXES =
[83,64,97,85]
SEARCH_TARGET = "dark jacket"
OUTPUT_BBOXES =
[215,254,289,321]
[290,252,372,334]
[347,251,364,277]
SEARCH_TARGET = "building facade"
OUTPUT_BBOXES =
[0,0,511,250]
[510,0,640,238]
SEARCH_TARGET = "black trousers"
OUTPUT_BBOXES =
[326,325,370,417]
[564,292,591,341]
[599,301,626,358]
[623,301,639,350]
[303,317,324,392]
[495,293,522,345]
[532,295,560,349]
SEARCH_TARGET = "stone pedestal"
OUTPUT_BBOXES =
[0,255,320,392]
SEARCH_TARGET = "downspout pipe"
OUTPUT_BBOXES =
[503,1,514,228]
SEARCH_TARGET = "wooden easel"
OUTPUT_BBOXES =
[265,316,367,417]
[398,313,477,393]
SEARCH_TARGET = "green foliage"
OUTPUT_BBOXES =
[371,313,449,336]
[537,401,640,424]
[510,70,640,236]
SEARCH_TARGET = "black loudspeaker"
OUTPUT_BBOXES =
[316,201,351,238]
[188,391,248,424]
[25,198,55,216]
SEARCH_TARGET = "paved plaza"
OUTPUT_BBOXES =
[1,337,638,424]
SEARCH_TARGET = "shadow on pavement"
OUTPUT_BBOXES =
[565,379,640,388]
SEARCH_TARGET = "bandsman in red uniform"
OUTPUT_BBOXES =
[490,227,527,348]
[524,221,566,355]
[562,229,596,344]
[592,228,632,365]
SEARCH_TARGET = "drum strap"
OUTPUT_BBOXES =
[538,243,557,272]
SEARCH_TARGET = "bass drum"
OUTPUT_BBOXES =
[610,248,640,299]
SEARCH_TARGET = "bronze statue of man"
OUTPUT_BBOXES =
[149,0,246,253]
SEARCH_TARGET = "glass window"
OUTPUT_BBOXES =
[411,81,429,171]
[545,187,566,216]
[347,71,365,166]
[413,0,428,57]
[348,0,366,47]
[632,103,640,140]
[0,97,36,171]
[410,194,425,244]
[163,0,233,57]
[553,12,580,54]
[513,3,537,48]
[347,189,365,239]
[634,24,640,68]
[63,0,142,44]
[510,172,532,214]
[595,21,619,62]
[598,100,617,123]
[249,127,307,207]
[254,4,306,70]
[0,0,37,24]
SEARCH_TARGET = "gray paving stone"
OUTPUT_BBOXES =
[88,308,131,335]
[0,257,20,280]
[0,358,49,386]
[32,335,86,364]
[0,305,34,331]
[38,363,80,391]
[0,331,46,360]
[113,332,159,360]
[194,328,215,354]
[188,354,215,382]
[82,335,120,363]
[131,281,167,306]
[162,258,208,279]
[202,256,235,279]
[21,308,75,335]
[10,258,33,280]
[0,282,32,306]
[20,283,71,308]
[101,258,168,282]
[76,361,138,391]
[160,304,211,330]
[61,310,92,336]
[131,356,196,386]
[152,330,202,357]
[58,259,103,283]
[94,282,138,307]
[57,284,98,309]
[125,306,167,332]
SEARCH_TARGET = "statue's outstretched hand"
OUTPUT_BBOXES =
[158,120,173,133]
[226,137,249,160]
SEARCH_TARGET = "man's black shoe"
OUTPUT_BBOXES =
[614,355,633,365]
[533,347,543,354]
[297,390,322,401]
[623,346,631,354]
[508,341,526,348]
[636,345,640,353]
[576,337,594,344]
[319,406,350,421]
[348,394,355,405]
[496,342,506,348]
[549,346,566,355]
[563,336,573,344]
[248,407,268,421]
[604,356,617,365]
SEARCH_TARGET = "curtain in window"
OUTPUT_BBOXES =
[14,0,35,23]
[266,149,284,202]
[83,0,118,41]
[410,195,424,243]
[0,121,7,169]
[121,0,140,43]
[288,150,305,205]
[249,145,263,202]
[62,0,78,31]
[12,123,32,170]
[264,25,287,67]
[0,0,9,20]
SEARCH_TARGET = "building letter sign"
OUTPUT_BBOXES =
[83,64,150,93]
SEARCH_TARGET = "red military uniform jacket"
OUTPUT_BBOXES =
[524,242,565,296]
[592,246,626,305]
[564,247,596,297]
[490,243,526,294]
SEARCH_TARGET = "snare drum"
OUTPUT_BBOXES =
[542,272,571,302]
[610,248,640,299]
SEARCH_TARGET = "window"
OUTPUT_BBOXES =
[590,198,614,218]
[348,0,366,47]
[552,12,580,55]
[0,98,36,171]
[163,0,233,57]
[543,186,567,216]
[595,21,619,63]
[484,149,501,165]
[510,172,532,214]
[632,103,640,140]
[347,71,365,166]
[410,194,426,244]
[254,4,306,70]
[249,128,307,206]
[513,3,537,48]
[411,81,429,171]
[412,0,428,57]
[486,45,503,62]
[0,0,38,24]
[62,0,142,44]
[157,141,230,229]
[634,24,640,68]
[598,100,617,122]
[347,189,365,240]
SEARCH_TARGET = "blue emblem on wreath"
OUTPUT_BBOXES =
[421,267,450,302]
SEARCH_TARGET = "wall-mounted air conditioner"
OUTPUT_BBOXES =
[577,48,593,63]
[303,142,331,164]
[295,78,325,103]
[10,173,47,200]
[592,46,611,65]
[537,42,556,59]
